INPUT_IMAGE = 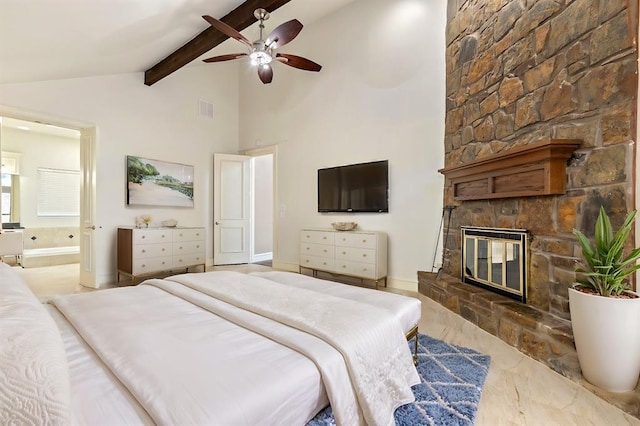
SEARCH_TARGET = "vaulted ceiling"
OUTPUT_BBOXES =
[0,0,357,85]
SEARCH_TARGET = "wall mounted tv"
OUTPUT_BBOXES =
[318,160,389,213]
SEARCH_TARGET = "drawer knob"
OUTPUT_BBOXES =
[196,233,200,236]
[306,235,310,238]
[343,238,346,241]
[162,248,165,251]
[196,245,200,248]
[179,234,183,237]
[142,249,146,253]
[323,249,327,253]
[307,247,310,250]
[179,246,183,249]
[162,261,166,265]
[141,264,146,268]
[178,259,183,263]
[142,236,145,239]
[306,260,310,263]
[342,265,346,269]
[362,254,367,258]
[362,239,366,243]
[323,262,327,265]
[323,237,327,240]
[342,251,346,255]
[162,235,166,238]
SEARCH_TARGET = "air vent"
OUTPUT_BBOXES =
[198,99,214,119]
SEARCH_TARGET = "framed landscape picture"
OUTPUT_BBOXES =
[126,156,194,207]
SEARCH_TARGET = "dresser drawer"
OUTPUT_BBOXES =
[300,230,335,245]
[335,260,377,279]
[300,255,335,271]
[173,253,205,268]
[134,230,171,245]
[335,232,377,249]
[300,242,334,259]
[134,243,172,259]
[133,256,172,274]
[335,247,376,264]
[173,240,204,255]
[173,228,205,242]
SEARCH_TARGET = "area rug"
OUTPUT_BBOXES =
[308,333,491,426]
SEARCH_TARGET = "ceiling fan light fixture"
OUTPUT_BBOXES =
[201,10,321,84]
[249,50,273,66]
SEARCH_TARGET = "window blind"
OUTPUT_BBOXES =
[37,168,80,216]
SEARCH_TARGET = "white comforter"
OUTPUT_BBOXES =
[51,271,418,426]
[164,272,419,426]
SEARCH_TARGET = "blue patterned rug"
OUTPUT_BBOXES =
[308,334,491,426]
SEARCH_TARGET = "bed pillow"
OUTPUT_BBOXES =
[0,263,72,424]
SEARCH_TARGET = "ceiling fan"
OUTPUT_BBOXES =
[202,8,322,84]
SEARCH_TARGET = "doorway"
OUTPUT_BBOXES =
[0,109,97,289]
[212,146,276,267]
[243,146,276,266]
[250,151,274,265]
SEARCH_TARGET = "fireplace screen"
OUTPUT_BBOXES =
[461,227,527,303]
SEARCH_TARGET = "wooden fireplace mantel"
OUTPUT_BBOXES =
[438,139,581,201]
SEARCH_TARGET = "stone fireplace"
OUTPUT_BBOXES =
[418,0,639,418]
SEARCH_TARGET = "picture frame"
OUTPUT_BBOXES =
[126,156,194,207]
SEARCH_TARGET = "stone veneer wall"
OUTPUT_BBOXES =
[443,0,638,319]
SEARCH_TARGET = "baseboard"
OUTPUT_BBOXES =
[251,252,273,263]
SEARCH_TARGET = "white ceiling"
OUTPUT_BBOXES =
[0,0,358,85]
[1,117,81,139]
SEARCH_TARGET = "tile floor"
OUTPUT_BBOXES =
[16,263,640,425]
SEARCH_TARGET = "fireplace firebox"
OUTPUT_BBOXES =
[461,227,528,303]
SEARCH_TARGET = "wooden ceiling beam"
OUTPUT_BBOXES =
[144,0,293,86]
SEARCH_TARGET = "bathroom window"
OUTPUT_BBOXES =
[37,168,80,216]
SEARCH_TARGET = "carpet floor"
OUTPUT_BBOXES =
[308,333,491,425]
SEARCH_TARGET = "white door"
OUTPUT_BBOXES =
[213,154,250,265]
[79,127,97,288]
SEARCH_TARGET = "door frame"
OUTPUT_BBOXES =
[241,145,278,266]
[0,105,98,286]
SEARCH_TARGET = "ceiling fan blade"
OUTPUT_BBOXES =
[203,53,248,63]
[276,53,322,72]
[265,19,303,49]
[202,15,252,47]
[258,65,273,84]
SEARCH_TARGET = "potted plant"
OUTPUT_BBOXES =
[570,206,640,392]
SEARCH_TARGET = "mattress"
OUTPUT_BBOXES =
[250,271,421,334]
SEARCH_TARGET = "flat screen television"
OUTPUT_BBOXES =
[317,160,389,213]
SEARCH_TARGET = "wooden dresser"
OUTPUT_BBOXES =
[117,227,205,283]
[299,228,387,288]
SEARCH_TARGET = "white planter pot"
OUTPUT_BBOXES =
[569,287,640,392]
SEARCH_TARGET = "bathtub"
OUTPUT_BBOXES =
[22,246,80,268]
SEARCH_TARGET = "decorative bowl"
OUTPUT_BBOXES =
[332,222,357,231]
[161,219,178,228]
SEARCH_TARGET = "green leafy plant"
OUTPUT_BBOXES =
[573,206,640,297]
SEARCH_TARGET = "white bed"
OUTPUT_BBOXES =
[0,264,422,426]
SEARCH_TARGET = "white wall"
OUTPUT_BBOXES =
[0,65,240,284]
[1,127,79,228]
[239,0,447,288]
